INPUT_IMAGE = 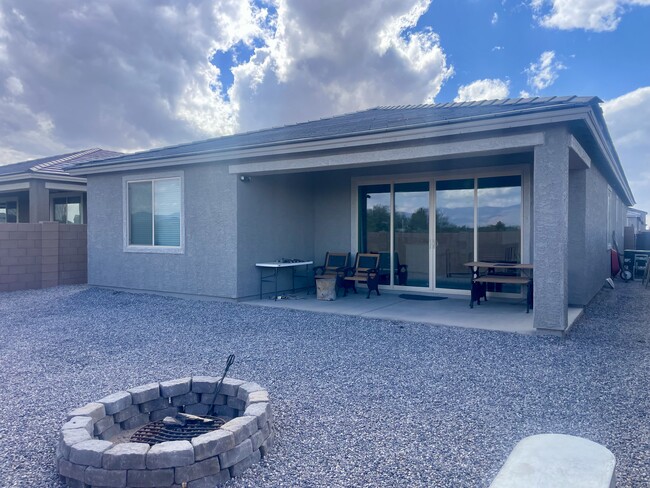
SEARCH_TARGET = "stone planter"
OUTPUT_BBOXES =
[57,376,274,487]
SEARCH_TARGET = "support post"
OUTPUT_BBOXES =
[533,127,570,332]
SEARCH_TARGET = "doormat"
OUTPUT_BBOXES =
[398,294,448,301]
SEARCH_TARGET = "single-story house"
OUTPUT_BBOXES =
[69,96,634,334]
[0,148,121,224]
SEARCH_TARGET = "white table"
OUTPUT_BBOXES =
[256,261,313,299]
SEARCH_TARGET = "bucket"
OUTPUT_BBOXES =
[316,278,337,301]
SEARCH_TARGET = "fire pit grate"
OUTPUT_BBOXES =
[130,415,229,445]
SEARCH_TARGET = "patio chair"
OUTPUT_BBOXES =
[377,252,408,285]
[313,252,350,295]
[342,253,381,298]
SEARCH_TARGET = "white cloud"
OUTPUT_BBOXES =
[0,0,453,163]
[455,79,510,102]
[492,46,504,51]
[492,12,499,24]
[531,0,650,32]
[603,87,650,212]
[525,51,565,92]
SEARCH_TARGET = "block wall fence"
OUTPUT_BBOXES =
[0,222,87,292]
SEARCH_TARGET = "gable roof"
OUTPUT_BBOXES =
[0,148,122,177]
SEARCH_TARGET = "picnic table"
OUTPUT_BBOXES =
[464,261,534,313]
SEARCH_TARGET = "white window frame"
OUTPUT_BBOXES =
[351,164,530,297]
[122,171,185,254]
[50,191,85,224]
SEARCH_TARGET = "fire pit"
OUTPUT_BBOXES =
[57,376,274,487]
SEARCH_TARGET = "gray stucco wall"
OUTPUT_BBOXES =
[313,172,353,261]
[236,172,315,298]
[568,160,625,306]
[87,163,238,298]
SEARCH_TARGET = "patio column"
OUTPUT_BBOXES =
[29,180,50,223]
[533,127,569,332]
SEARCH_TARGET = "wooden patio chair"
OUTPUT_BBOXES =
[313,252,350,295]
[342,253,381,298]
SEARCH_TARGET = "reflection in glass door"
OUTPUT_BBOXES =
[435,179,474,290]
[394,182,429,287]
[359,184,391,256]
[359,183,430,289]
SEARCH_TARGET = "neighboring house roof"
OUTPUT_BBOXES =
[0,148,122,178]
[68,96,634,205]
[627,208,647,218]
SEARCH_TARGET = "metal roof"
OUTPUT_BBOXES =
[73,96,599,169]
[0,148,122,177]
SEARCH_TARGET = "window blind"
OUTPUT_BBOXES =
[154,179,181,246]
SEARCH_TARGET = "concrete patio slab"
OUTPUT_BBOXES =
[243,289,583,335]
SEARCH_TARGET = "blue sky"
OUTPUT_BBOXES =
[0,0,649,212]
[426,0,650,102]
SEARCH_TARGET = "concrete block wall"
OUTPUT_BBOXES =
[0,222,87,292]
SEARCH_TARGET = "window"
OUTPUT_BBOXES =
[125,175,183,252]
[0,200,18,223]
[53,195,83,224]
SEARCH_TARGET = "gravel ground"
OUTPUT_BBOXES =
[0,283,648,487]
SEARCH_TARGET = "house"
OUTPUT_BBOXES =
[69,96,634,334]
[0,148,121,292]
[0,148,121,224]
[626,207,647,233]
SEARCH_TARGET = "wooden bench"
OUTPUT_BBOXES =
[466,262,534,313]
[342,253,380,298]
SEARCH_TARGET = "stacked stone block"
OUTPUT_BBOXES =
[57,377,274,487]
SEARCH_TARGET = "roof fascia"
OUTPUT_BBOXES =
[69,107,592,176]
[44,182,87,192]
[228,132,545,175]
[583,112,635,205]
[0,181,30,192]
[0,173,86,184]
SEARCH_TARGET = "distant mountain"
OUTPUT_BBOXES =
[438,204,520,228]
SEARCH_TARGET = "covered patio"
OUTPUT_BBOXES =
[243,289,584,335]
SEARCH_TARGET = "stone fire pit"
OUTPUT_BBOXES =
[56,376,274,487]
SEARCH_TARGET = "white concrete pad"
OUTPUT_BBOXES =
[490,434,616,488]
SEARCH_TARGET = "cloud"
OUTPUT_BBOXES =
[530,0,650,32]
[0,0,453,163]
[525,51,565,92]
[603,87,650,211]
[455,79,510,102]
[492,12,499,24]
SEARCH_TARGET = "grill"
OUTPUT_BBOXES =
[130,416,229,445]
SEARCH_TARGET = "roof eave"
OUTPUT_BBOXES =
[69,105,597,176]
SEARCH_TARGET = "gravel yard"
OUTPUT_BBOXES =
[0,283,649,487]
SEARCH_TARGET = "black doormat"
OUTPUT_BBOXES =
[398,294,448,301]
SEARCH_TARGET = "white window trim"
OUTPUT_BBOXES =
[122,171,185,254]
[350,164,530,297]
[50,191,85,224]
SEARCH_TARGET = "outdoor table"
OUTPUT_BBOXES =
[464,261,534,312]
[256,261,313,299]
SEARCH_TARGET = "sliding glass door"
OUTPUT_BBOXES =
[394,183,429,287]
[435,179,474,290]
[357,173,522,294]
[359,182,430,288]
[434,175,522,291]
